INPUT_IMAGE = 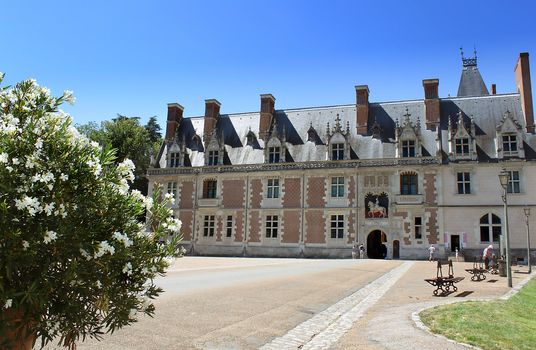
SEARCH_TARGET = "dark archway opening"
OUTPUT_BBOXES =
[367,230,387,259]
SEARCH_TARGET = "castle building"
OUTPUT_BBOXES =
[148,52,536,261]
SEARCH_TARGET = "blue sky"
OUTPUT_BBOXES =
[2,0,536,128]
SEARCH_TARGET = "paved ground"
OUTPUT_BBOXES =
[43,257,533,350]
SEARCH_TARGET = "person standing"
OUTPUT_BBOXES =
[352,243,358,259]
[429,244,436,262]
[359,244,365,259]
[483,244,493,269]
[455,247,459,262]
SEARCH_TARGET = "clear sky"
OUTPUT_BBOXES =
[2,0,536,128]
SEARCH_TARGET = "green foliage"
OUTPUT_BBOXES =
[0,74,182,349]
[77,115,163,195]
[420,279,536,350]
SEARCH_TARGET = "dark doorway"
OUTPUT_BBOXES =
[450,235,460,252]
[367,230,387,259]
[393,240,400,259]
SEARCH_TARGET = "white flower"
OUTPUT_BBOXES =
[59,173,68,181]
[35,138,43,149]
[63,90,76,105]
[122,262,133,276]
[80,248,92,261]
[44,230,58,244]
[44,202,55,216]
[4,299,12,309]
[96,280,102,288]
[128,308,138,319]
[11,157,19,165]
[0,152,7,163]
[22,241,29,250]
[94,241,115,258]
[113,231,133,247]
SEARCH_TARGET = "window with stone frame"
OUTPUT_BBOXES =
[266,178,280,199]
[414,217,422,240]
[457,172,471,194]
[166,181,177,200]
[400,172,418,195]
[207,150,219,166]
[268,146,281,163]
[331,177,345,198]
[203,179,217,199]
[203,215,215,237]
[226,215,233,238]
[265,215,279,238]
[401,140,416,157]
[169,152,181,167]
[479,213,501,243]
[331,143,345,160]
[330,214,344,239]
[506,170,521,194]
[455,138,470,156]
[502,134,518,157]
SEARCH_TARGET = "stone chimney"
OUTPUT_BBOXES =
[259,94,275,140]
[491,84,497,95]
[165,103,184,141]
[355,85,369,135]
[423,79,440,131]
[514,52,534,133]
[203,99,221,140]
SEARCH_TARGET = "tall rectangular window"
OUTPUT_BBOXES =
[414,217,422,239]
[167,182,177,199]
[203,215,215,237]
[265,215,278,238]
[330,214,344,239]
[502,135,518,156]
[203,180,217,198]
[267,178,280,198]
[268,147,281,163]
[455,138,470,155]
[226,215,233,238]
[331,143,344,160]
[169,152,180,167]
[402,140,415,157]
[208,150,219,165]
[457,172,471,194]
[507,170,520,193]
[331,177,345,198]
[400,174,418,195]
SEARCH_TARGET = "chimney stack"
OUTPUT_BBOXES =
[203,99,221,140]
[491,84,497,95]
[355,85,369,135]
[259,94,275,140]
[423,79,440,131]
[165,103,184,141]
[514,52,534,133]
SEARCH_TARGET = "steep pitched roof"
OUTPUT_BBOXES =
[457,51,489,97]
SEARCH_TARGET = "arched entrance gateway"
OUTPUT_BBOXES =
[367,230,387,259]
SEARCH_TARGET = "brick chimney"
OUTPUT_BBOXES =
[355,85,369,135]
[203,99,221,140]
[514,52,534,133]
[491,84,497,95]
[259,94,275,140]
[423,79,440,131]
[165,103,184,141]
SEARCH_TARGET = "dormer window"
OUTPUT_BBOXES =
[268,146,281,163]
[331,143,345,160]
[401,140,415,157]
[502,135,518,156]
[455,138,470,156]
[169,152,181,167]
[208,150,219,165]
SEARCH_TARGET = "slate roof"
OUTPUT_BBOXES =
[457,65,490,97]
[155,92,535,168]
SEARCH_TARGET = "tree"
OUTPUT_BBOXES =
[77,115,163,195]
[0,74,182,349]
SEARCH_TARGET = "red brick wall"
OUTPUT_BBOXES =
[307,177,325,207]
[216,215,223,241]
[249,211,261,242]
[426,208,438,244]
[424,173,437,204]
[283,178,301,208]
[179,181,194,209]
[179,211,193,241]
[251,179,262,209]
[222,179,245,208]
[348,176,356,206]
[305,210,326,243]
[235,211,244,242]
[282,211,300,243]
[347,213,355,244]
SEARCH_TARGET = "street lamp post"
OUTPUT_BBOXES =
[499,169,513,288]
[524,207,531,274]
